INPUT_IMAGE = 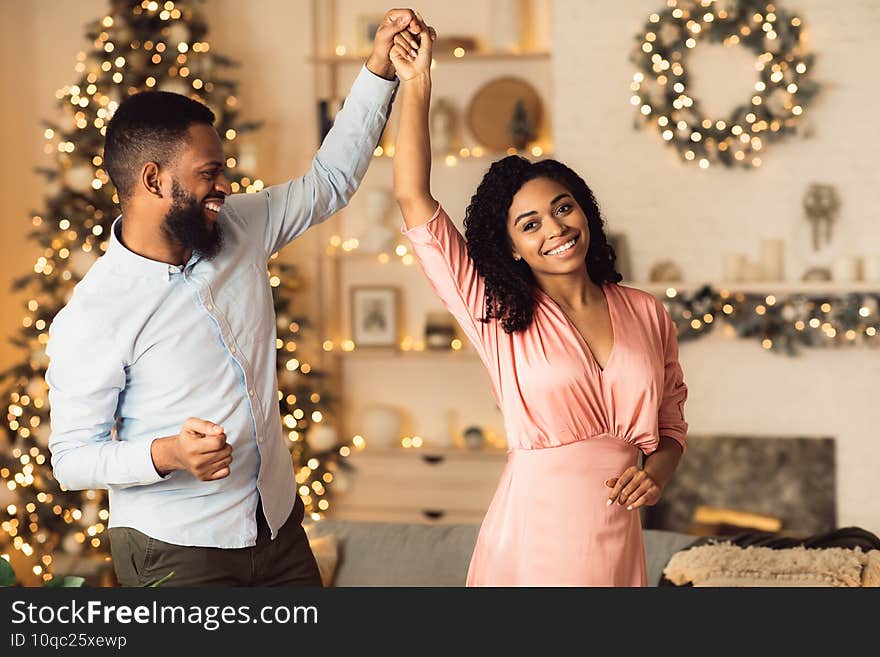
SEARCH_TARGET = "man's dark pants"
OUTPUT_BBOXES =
[108,496,322,586]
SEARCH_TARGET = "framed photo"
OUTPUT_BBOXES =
[607,232,631,282]
[358,14,384,54]
[350,286,399,347]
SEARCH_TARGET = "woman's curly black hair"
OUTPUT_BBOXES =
[463,155,621,334]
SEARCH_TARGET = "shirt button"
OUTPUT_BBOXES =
[206,303,214,311]
[248,389,255,396]
[230,346,237,354]
[258,436,264,444]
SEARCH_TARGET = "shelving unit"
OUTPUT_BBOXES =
[310,50,551,65]
[635,281,880,297]
[331,446,506,525]
[329,346,481,360]
[308,5,555,459]
[307,1,549,523]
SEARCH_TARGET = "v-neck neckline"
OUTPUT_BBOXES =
[538,283,617,374]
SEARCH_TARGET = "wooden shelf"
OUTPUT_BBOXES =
[351,445,507,459]
[323,249,411,261]
[634,282,880,296]
[323,264,880,294]
[331,445,506,524]
[369,150,555,163]
[329,347,481,360]
[310,50,551,65]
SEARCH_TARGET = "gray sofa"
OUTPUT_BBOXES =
[308,520,696,586]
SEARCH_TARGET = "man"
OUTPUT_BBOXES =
[46,9,430,586]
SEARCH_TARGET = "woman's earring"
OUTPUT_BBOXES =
[513,254,521,261]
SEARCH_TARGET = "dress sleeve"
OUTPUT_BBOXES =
[402,204,491,359]
[656,298,688,453]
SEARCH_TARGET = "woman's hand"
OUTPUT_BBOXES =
[390,22,435,82]
[606,436,683,510]
[391,13,437,227]
[605,466,664,511]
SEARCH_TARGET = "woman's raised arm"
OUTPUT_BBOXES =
[390,26,438,228]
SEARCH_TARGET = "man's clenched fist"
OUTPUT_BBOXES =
[151,417,233,481]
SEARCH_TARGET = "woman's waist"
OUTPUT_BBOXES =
[507,433,639,470]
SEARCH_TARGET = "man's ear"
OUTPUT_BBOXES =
[141,162,163,198]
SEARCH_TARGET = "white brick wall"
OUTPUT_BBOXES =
[553,0,880,531]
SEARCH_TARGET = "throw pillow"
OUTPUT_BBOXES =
[308,534,339,587]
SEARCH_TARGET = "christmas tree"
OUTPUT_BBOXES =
[1,0,344,583]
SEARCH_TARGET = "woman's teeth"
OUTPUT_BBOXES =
[546,239,576,256]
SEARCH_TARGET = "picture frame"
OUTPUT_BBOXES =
[607,232,631,282]
[357,14,384,55]
[350,286,399,348]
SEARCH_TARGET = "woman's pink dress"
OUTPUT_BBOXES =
[404,205,688,586]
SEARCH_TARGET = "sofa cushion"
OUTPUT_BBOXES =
[644,530,700,586]
[308,520,479,586]
[309,520,696,587]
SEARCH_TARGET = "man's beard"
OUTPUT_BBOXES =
[161,179,224,260]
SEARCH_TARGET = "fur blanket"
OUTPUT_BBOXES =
[661,526,880,587]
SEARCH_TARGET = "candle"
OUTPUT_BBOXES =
[759,239,785,281]
[832,256,861,283]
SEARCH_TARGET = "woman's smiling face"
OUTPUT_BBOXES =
[507,177,590,276]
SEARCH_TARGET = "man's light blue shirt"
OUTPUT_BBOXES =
[46,66,396,548]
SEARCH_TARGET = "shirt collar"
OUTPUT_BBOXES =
[106,215,197,281]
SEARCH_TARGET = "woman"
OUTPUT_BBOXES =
[389,27,688,586]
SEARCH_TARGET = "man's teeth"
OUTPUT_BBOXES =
[546,239,576,256]
[205,202,222,213]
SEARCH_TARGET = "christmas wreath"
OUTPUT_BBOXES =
[630,0,818,168]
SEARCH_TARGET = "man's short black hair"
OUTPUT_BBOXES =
[104,91,215,201]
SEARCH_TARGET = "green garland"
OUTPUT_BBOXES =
[661,286,880,355]
[630,0,818,168]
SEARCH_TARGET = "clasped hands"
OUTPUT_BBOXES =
[366,7,437,81]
